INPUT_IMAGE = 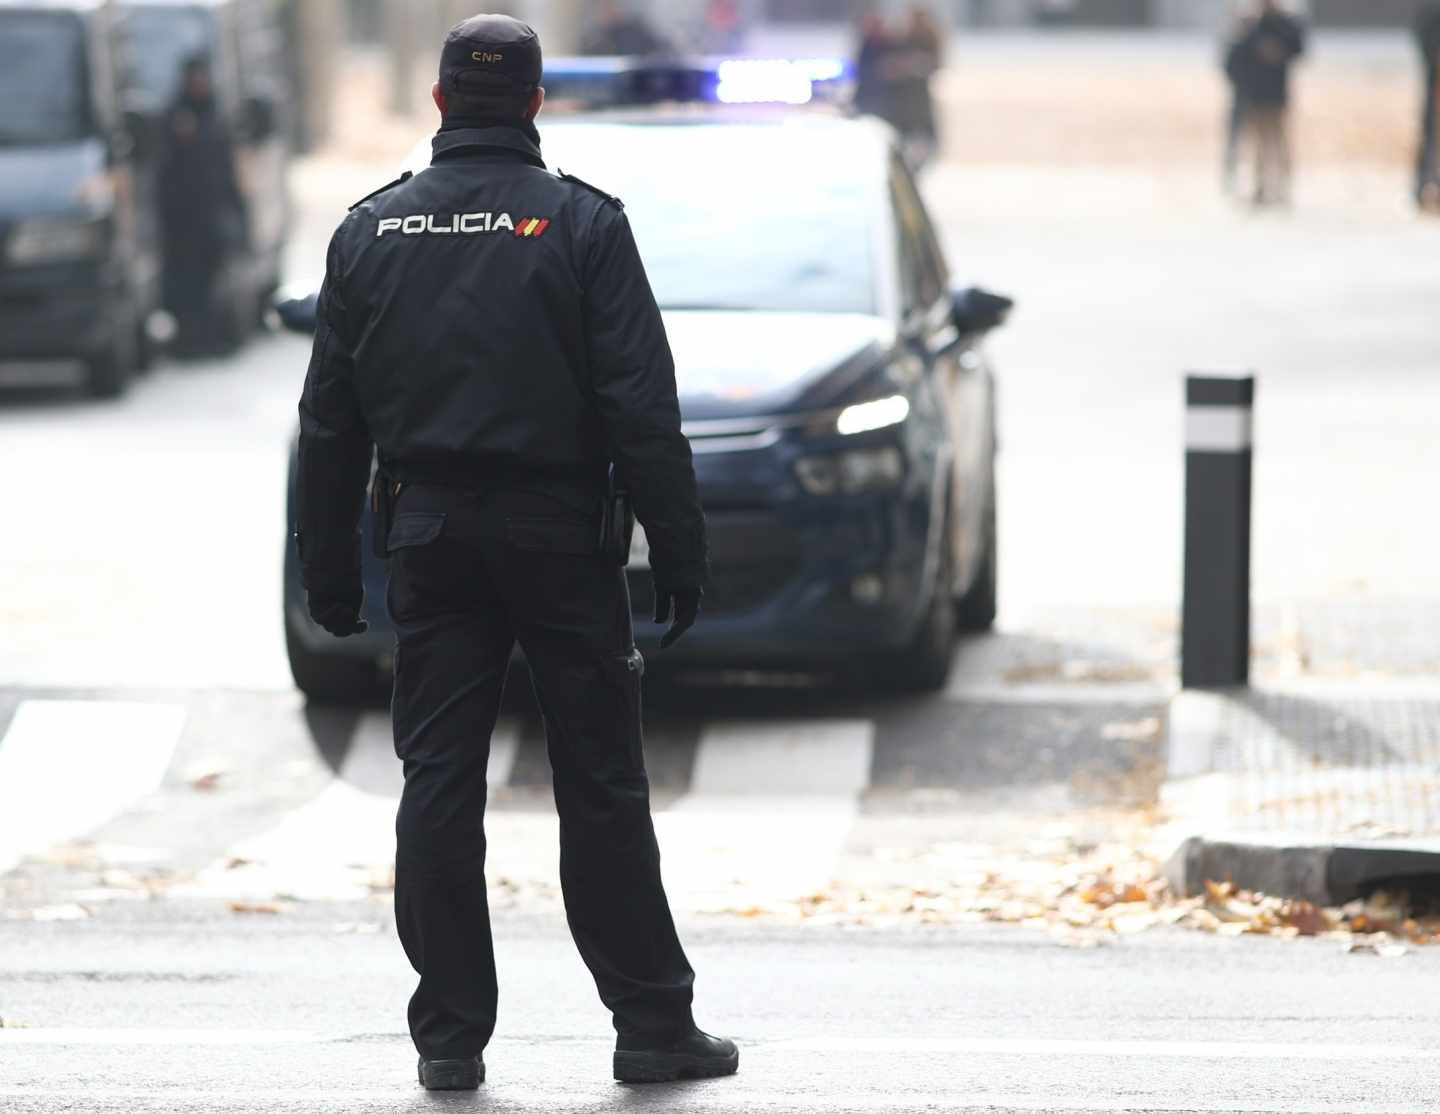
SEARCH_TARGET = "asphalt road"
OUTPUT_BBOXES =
[4,906,1440,1113]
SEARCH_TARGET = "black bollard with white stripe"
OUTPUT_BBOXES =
[1181,374,1255,689]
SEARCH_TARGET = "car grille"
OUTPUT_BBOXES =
[627,511,802,616]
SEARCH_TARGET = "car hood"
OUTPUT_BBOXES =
[0,140,104,222]
[662,311,896,420]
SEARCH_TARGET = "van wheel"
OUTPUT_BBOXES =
[85,327,134,399]
[956,493,997,633]
[873,513,956,694]
[286,619,378,705]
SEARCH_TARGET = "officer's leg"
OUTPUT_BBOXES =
[389,530,515,1061]
[509,554,695,1040]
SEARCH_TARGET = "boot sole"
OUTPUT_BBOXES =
[418,1059,484,1090]
[613,1048,739,1084]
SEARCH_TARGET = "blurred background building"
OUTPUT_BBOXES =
[335,0,1434,66]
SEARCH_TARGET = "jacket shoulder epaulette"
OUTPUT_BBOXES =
[349,171,414,212]
[558,169,624,210]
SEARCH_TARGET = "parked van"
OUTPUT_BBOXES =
[0,0,160,397]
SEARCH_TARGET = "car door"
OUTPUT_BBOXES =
[888,154,988,593]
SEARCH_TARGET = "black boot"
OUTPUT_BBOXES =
[417,1056,484,1090]
[614,1029,739,1083]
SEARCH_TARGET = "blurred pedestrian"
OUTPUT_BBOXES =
[1221,10,1257,196]
[852,8,944,171]
[1231,1,1306,208]
[853,12,893,121]
[157,55,247,355]
[1416,2,1440,210]
[581,0,673,57]
[894,6,944,169]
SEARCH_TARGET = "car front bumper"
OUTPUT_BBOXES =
[283,494,939,672]
[0,265,116,359]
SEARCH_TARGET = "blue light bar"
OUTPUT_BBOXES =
[715,59,847,105]
[541,56,852,109]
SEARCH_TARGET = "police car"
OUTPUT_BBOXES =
[281,58,1012,698]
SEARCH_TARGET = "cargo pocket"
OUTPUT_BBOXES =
[386,511,446,554]
[385,512,447,623]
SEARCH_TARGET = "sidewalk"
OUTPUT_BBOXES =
[1163,680,1440,905]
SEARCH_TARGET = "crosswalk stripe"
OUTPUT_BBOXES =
[0,701,185,876]
[179,717,873,908]
[657,719,873,909]
[178,780,397,901]
[344,712,522,796]
[179,714,533,901]
[687,719,873,796]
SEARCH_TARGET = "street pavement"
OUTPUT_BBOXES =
[4,904,1440,1112]
[4,31,1440,1113]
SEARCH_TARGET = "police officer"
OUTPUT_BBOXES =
[294,14,737,1091]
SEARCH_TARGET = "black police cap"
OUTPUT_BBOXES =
[439,14,543,95]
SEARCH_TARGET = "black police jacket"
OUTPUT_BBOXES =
[296,125,708,596]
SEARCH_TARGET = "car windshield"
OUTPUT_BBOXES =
[120,5,218,114]
[0,11,90,145]
[547,123,878,316]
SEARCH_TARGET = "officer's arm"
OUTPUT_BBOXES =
[583,209,709,591]
[296,227,372,597]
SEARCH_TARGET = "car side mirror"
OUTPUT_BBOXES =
[952,287,1015,336]
[245,95,278,141]
[274,291,318,335]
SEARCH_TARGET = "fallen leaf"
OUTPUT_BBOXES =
[187,766,229,792]
[1280,900,1327,937]
[1204,879,1235,903]
[228,901,284,915]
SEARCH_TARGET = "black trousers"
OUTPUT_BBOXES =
[385,484,695,1061]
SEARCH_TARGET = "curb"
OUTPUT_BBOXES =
[1162,687,1440,905]
[1163,834,1440,906]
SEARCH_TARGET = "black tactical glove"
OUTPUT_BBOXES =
[653,587,701,650]
[307,587,368,638]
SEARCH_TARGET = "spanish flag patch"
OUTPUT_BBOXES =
[514,218,551,238]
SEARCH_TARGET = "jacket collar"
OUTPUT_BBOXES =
[430,126,546,169]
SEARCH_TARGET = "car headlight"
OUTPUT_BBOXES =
[795,446,904,496]
[6,217,105,265]
[836,394,910,436]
